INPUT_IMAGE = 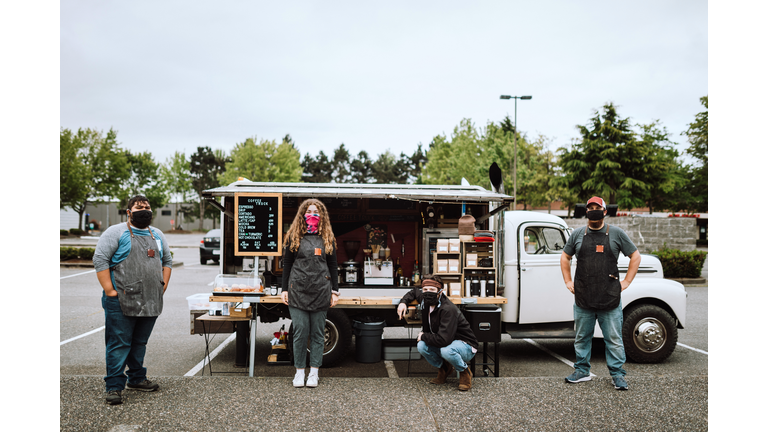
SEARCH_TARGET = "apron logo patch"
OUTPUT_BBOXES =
[595,244,604,253]
[147,249,155,257]
[314,248,322,256]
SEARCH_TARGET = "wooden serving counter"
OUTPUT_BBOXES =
[209,294,506,305]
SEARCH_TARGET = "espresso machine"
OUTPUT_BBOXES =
[341,241,362,286]
[364,244,394,285]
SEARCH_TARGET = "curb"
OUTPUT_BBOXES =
[61,261,184,269]
[666,277,707,286]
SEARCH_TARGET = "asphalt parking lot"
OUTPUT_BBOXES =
[60,234,710,431]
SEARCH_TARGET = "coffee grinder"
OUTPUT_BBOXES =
[341,241,361,286]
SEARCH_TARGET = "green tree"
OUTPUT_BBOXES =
[160,151,193,230]
[371,150,410,183]
[118,150,168,211]
[332,144,352,183]
[301,151,332,183]
[422,118,539,200]
[220,136,302,185]
[558,103,691,212]
[190,146,228,231]
[350,150,373,183]
[408,143,429,184]
[558,103,636,206]
[681,96,708,212]
[59,127,129,230]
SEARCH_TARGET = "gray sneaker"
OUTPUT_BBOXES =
[126,379,159,392]
[612,375,628,390]
[105,390,122,405]
[565,370,592,383]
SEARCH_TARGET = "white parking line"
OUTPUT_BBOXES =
[677,342,708,355]
[184,333,238,376]
[60,269,96,279]
[384,360,399,378]
[60,326,105,345]
[524,338,597,377]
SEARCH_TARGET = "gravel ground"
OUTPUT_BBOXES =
[60,374,707,432]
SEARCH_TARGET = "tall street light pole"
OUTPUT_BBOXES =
[500,95,532,210]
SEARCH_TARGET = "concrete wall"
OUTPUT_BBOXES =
[564,216,697,253]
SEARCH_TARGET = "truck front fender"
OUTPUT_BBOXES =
[620,278,687,329]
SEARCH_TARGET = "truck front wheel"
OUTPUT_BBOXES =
[288,308,352,367]
[622,304,678,363]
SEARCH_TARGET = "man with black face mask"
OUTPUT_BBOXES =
[560,196,640,391]
[93,195,173,405]
[397,275,479,391]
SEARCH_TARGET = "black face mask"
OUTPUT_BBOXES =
[130,210,153,228]
[423,291,440,306]
[586,210,605,221]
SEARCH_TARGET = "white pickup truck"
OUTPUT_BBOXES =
[203,181,686,366]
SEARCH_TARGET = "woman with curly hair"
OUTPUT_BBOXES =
[280,199,339,388]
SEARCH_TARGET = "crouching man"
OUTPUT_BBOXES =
[397,275,479,391]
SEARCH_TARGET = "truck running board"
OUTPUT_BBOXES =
[505,322,576,339]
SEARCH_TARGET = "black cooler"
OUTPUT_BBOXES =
[463,306,502,342]
[462,305,501,377]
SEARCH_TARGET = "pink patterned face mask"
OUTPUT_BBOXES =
[305,214,320,233]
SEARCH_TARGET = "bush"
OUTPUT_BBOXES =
[78,248,95,260]
[651,247,708,278]
[60,247,78,260]
[60,247,95,261]
[69,228,83,236]
[60,230,69,236]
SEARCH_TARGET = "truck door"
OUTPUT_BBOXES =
[517,222,573,324]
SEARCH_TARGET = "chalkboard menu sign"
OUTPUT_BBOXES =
[234,193,283,256]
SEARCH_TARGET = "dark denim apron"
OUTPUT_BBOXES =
[111,223,165,317]
[288,235,332,312]
[574,224,622,310]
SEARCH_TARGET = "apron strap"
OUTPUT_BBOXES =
[126,221,156,239]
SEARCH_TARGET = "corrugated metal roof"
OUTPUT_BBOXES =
[203,181,513,203]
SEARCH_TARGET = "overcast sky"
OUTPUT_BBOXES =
[60,1,707,165]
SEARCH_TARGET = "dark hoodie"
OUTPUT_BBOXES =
[399,288,479,349]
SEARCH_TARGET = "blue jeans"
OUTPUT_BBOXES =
[417,339,475,372]
[573,303,626,378]
[102,293,158,391]
[288,306,327,368]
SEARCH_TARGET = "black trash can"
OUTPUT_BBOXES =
[352,316,386,363]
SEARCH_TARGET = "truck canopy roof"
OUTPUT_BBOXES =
[203,181,513,204]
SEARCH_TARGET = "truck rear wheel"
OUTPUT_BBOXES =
[288,308,352,367]
[622,304,677,363]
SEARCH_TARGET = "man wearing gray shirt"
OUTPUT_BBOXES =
[560,196,640,391]
[93,195,172,405]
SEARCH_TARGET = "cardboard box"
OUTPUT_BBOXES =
[436,259,448,273]
[436,239,449,252]
[449,238,461,253]
[466,253,478,267]
[449,282,462,296]
[229,306,252,318]
[448,259,459,273]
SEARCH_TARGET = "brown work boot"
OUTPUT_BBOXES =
[430,362,454,385]
[458,367,473,391]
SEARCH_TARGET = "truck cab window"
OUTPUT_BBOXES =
[524,227,566,254]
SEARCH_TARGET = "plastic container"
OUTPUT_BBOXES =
[186,293,214,311]
[212,274,262,294]
[352,317,386,363]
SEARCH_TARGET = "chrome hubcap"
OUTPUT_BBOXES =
[633,317,666,353]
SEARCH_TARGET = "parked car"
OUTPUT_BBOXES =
[199,229,221,265]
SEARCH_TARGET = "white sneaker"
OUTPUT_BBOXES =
[306,370,319,388]
[293,370,305,388]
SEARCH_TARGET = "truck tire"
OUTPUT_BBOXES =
[288,308,352,368]
[622,304,678,363]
